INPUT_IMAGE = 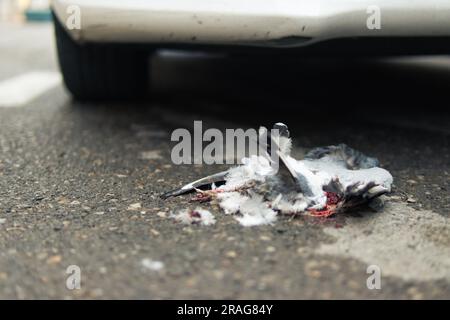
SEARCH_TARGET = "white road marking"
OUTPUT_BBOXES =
[316,202,450,282]
[0,71,62,108]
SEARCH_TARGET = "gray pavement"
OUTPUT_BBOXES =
[0,21,449,299]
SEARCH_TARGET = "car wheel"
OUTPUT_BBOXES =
[53,14,150,100]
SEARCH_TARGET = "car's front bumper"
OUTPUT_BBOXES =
[52,0,450,48]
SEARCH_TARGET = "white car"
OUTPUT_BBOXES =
[51,0,450,99]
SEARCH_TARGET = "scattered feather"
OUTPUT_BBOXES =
[235,194,277,227]
[171,207,216,226]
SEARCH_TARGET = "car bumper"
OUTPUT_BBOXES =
[52,0,450,47]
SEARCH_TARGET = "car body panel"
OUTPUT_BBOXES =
[52,0,450,48]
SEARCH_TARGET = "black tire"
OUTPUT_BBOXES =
[53,14,150,100]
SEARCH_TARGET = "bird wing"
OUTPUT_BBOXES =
[160,170,229,199]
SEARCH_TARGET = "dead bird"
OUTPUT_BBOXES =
[162,123,393,226]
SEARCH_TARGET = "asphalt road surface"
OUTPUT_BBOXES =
[0,21,449,299]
